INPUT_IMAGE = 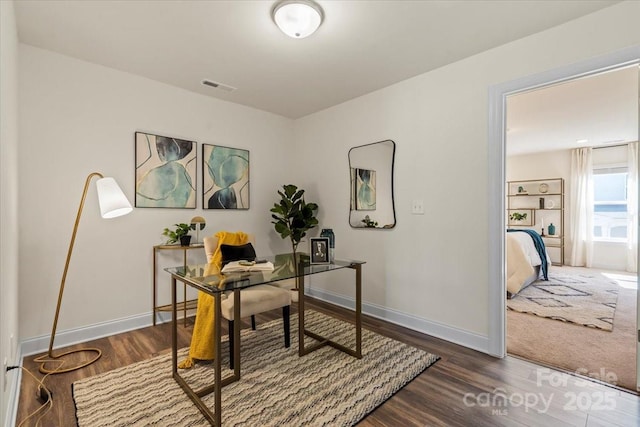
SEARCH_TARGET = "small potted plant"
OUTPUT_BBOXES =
[361,215,378,228]
[162,223,192,246]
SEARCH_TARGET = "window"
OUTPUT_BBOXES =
[593,166,628,240]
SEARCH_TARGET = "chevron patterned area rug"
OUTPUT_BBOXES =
[507,272,620,331]
[73,310,439,426]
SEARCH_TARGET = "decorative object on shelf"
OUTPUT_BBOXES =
[190,216,206,243]
[271,0,324,39]
[548,223,556,236]
[508,209,534,226]
[546,199,555,209]
[510,212,527,221]
[135,132,196,209]
[518,186,526,193]
[320,228,335,262]
[539,183,549,193]
[202,144,249,210]
[539,198,545,209]
[361,215,378,228]
[162,223,192,246]
[271,184,319,263]
[310,237,330,264]
[37,172,132,374]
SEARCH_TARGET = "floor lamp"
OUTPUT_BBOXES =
[38,172,133,374]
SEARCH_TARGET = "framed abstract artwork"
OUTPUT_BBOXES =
[202,144,250,210]
[135,132,197,208]
[355,168,376,211]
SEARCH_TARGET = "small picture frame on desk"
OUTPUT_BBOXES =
[310,237,330,264]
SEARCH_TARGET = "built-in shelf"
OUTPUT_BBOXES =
[507,178,564,266]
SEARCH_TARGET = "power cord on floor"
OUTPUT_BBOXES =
[7,356,65,427]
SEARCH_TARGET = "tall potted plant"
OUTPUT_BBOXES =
[270,184,318,264]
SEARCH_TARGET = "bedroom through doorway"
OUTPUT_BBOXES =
[504,64,639,392]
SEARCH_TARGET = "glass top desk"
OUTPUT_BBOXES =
[165,253,365,426]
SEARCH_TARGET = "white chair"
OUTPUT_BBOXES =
[204,234,291,369]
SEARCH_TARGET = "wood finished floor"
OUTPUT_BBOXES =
[16,297,640,426]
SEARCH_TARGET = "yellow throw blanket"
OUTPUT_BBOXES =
[178,231,249,369]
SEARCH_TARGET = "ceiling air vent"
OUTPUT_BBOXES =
[201,79,236,92]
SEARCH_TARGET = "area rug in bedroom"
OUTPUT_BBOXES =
[72,310,439,427]
[507,272,619,331]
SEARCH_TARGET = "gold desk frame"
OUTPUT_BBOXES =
[297,262,362,359]
[167,259,364,425]
[170,277,241,426]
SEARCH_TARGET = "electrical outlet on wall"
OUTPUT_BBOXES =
[411,199,425,215]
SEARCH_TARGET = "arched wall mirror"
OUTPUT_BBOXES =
[349,139,396,229]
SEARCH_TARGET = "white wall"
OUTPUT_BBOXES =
[18,45,295,345]
[1,0,20,424]
[294,1,640,350]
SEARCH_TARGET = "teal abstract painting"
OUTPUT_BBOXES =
[202,144,249,210]
[355,168,376,211]
[135,132,196,208]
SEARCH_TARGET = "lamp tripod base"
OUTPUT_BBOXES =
[37,347,102,374]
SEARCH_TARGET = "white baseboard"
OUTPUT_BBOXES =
[19,289,490,360]
[306,286,491,354]
[20,312,155,357]
[19,291,490,359]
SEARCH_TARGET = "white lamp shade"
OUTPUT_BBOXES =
[96,177,133,219]
[273,0,323,38]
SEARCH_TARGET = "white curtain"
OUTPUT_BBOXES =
[569,147,594,267]
[627,142,638,273]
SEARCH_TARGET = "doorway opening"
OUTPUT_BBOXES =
[506,66,639,392]
[487,46,640,392]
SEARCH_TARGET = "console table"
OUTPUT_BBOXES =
[165,254,364,425]
[153,243,204,326]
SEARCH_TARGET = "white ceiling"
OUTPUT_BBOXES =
[14,0,622,120]
[14,1,636,155]
[506,65,639,156]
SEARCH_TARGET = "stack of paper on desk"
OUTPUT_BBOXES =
[221,260,275,273]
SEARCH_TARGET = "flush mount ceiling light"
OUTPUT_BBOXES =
[272,0,324,39]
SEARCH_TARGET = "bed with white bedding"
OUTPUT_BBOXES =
[506,230,550,298]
